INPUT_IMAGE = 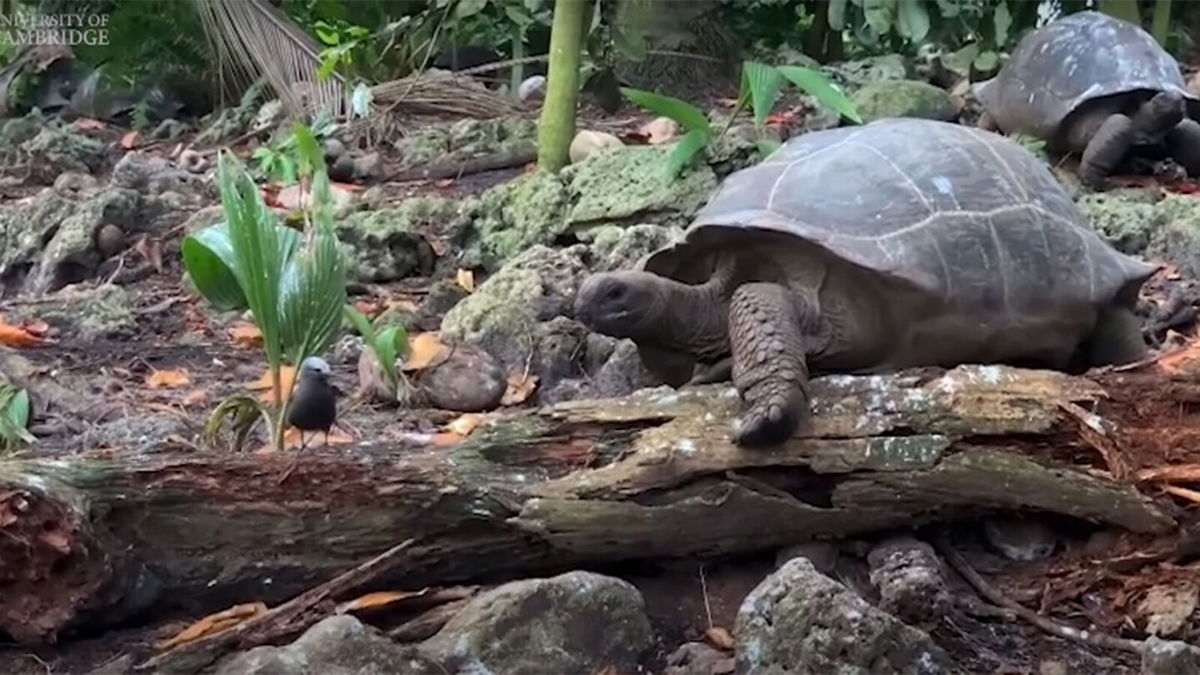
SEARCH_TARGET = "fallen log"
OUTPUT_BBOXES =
[0,364,1186,646]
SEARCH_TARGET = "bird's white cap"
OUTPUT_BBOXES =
[299,356,331,375]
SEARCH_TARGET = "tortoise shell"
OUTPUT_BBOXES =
[641,118,1155,317]
[974,11,1198,141]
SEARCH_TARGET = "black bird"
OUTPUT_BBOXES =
[286,356,336,450]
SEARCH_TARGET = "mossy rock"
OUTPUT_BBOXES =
[850,80,956,123]
[822,54,912,93]
[17,283,136,341]
[583,223,683,272]
[397,116,538,165]
[1148,194,1200,278]
[1076,189,1161,255]
[467,144,716,270]
[337,197,472,282]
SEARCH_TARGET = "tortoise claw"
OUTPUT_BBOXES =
[731,388,809,448]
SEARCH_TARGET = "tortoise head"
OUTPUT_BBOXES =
[575,270,668,341]
[1136,91,1185,133]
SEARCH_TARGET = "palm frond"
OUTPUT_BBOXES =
[191,0,349,121]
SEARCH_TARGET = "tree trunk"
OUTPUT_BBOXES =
[536,0,588,172]
[0,365,1184,645]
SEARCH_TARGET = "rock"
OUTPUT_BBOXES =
[441,245,589,371]
[665,641,736,675]
[338,201,460,282]
[467,145,714,270]
[851,80,957,123]
[20,124,106,183]
[584,333,618,374]
[177,148,208,174]
[0,185,141,295]
[866,536,953,626]
[95,224,126,258]
[533,317,589,401]
[329,155,356,183]
[1077,189,1200,278]
[518,74,546,102]
[448,116,538,157]
[590,339,663,397]
[151,119,189,141]
[775,541,839,575]
[53,171,97,194]
[194,81,266,146]
[215,615,441,675]
[83,412,189,454]
[640,116,680,145]
[112,152,208,196]
[982,515,1059,561]
[414,280,469,331]
[354,151,382,180]
[823,54,912,92]
[584,223,682,272]
[570,129,625,164]
[539,378,592,405]
[34,283,136,341]
[1142,636,1200,674]
[1148,195,1200,278]
[735,557,951,675]
[419,570,653,674]
[415,343,507,412]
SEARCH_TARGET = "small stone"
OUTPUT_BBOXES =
[518,74,546,102]
[735,557,952,674]
[177,148,208,174]
[569,129,625,164]
[95,224,126,259]
[415,343,507,412]
[419,570,653,674]
[866,536,953,627]
[983,515,1059,561]
[589,339,662,397]
[329,154,355,183]
[851,79,957,123]
[415,280,469,331]
[1141,636,1200,674]
[353,151,382,180]
[665,641,736,675]
[639,116,680,145]
[534,317,589,401]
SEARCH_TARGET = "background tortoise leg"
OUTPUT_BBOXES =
[1169,118,1200,178]
[1085,305,1149,366]
[1079,113,1135,190]
[976,110,999,132]
[728,283,813,448]
[636,343,696,388]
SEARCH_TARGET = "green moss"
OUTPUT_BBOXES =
[338,197,472,282]
[1076,189,1160,255]
[1148,194,1200,278]
[32,283,135,340]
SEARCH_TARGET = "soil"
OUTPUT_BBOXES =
[2,73,1200,675]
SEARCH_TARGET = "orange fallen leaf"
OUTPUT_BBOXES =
[156,603,268,650]
[501,372,538,406]
[402,332,450,371]
[1137,464,1200,484]
[334,589,426,614]
[73,118,105,130]
[145,368,191,389]
[120,131,139,149]
[434,178,455,188]
[429,431,466,447]
[1156,343,1200,375]
[228,322,263,348]
[705,626,735,650]
[246,366,297,405]
[0,322,47,347]
[447,413,484,437]
[353,299,382,318]
[455,268,475,293]
[182,389,211,407]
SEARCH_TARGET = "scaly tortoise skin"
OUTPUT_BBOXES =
[973,10,1200,190]
[575,118,1156,448]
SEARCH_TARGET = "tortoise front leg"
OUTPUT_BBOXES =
[728,283,813,448]
[1169,118,1200,177]
[976,110,999,132]
[688,357,733,385]
[1079,114,1134,191]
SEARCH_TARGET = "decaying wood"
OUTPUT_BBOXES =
[0,365,1184,649]
[386,141,537,183]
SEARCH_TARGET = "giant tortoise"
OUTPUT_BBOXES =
[574,118,1156,449]
[973,10,1200,190]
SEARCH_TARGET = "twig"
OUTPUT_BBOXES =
[934,533,1145,655]
[135,538,418,673]
[698,563,714,631]
[1162,484,1200,505]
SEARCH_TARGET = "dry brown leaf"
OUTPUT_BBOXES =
[334,590,427,614]
[456,268,476,293]
[145,369,192,389]
[1138,582,1199,636]
[429,431,465,447]
[447,413,484,437]
[247,366,298,405]
[134,236,164,273]
[182,389,211,408]
[501,372,539,406]
[156,603,268,650]
[276,183,356,212]
[0,321,47,347]
[705,626,735,650]
[1156,341,1200,375]
[229,322,263,348]
[403,332,450,371]
[120,131,139,149]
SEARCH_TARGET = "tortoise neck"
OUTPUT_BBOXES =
[654,260,736,359]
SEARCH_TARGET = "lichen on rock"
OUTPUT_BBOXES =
[337,198,468,282]
[851,79,957,123]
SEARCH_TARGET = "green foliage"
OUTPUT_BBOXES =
[252,116,336,185]
[0,382,34,455]
[344,306,410,401]
[622,60,860,177]
[182,123,348,452]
